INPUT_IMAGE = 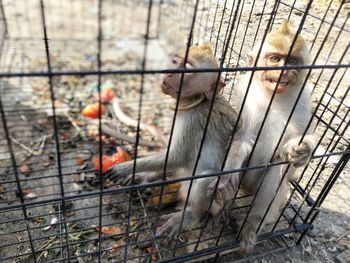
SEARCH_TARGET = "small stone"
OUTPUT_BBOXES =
[336,250,350,263]
[328,246,338,253]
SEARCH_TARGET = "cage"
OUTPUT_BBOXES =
[0,0,349,262]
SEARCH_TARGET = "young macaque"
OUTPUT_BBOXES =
[105,44,237,238]
[207,21,315,252]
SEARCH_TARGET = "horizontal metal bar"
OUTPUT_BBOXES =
[0,63,348,78]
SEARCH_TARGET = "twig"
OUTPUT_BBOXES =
[10,135,47,156]
[112,98,167,146]
[101,123,160,148]
[64,112,85,138]
[336,229,350,242]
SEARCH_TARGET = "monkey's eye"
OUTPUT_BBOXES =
[269,55,280,63]
[287,58,299,65]
[172,57,178,65]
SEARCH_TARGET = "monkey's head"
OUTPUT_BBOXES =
[248,21,310,94]
[161,44,225,100]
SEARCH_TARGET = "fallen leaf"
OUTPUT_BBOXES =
[96,226,123,235]
[20,188,32,195]
[64,211,75,217]
[75,158,86,165]
[19,164,31,176]
[144,246,158,261]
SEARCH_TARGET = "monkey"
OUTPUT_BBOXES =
[105,44,238,239]
[207,21,316,252]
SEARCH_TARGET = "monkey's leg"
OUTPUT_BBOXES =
[240,165,288,252]
[105,152,177,181]
[207,131,254,205]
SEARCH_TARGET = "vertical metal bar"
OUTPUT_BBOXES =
[193,0,243,250]
[0,83,37,262]
[39,1,71,261]
[97,0,104,262]
[123,1,153,262]
[213,0,228,56]
[156,0,163,38]
[0,0,8,38]
[309,0,334,52]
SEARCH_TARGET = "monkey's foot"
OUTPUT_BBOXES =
[240,220,257,253]
[157,212,183,240]
[207,176,238,206]
[288,142,312,168]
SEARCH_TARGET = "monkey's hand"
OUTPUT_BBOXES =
[104,161,134,183]
[207,175,238,206]
[286,141,312,168]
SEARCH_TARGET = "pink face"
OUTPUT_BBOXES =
[161,55,218,99]
[258,52,302,94]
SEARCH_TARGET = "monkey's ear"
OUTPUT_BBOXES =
[204,78,225,100]
[246,51,255,66]
[219,77,226,88]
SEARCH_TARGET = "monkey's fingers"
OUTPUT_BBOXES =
[239,220,257,253]
[104,166,120,182]
[157,220,179,240]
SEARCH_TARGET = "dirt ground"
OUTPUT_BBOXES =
[0,0,349,262]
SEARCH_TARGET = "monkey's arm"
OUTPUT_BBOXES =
[207,130,254,204]
[282,134,315,168]
[105,151,179,182]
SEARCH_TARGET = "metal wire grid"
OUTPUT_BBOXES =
[0,0,349,262]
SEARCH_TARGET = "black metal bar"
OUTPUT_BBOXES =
[0,149,348,214]
[39,0,71,261]
[0,63,348,78]
[0,82,37,261]
[96,0,104,262]
[123,1,153,262]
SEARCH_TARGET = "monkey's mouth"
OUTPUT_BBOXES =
[265,77,289,93]
[161,80,174,95]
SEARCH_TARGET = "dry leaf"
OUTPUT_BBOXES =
[19,164,31,176]
[144,246,158,261]
[96,226,123,236]
[75,158,86,165]
[42,161,51,167]
[21,188,32,195]
[64,211,75,217]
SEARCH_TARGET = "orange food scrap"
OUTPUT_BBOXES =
[92,147,131,174]
[147,182,181,207]
[95,87,115,103]
[92,155,116,174]
[96,226,122,235]
[112,147,131,163]
[82,103,105,118]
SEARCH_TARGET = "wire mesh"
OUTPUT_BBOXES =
[0,0,349,262]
